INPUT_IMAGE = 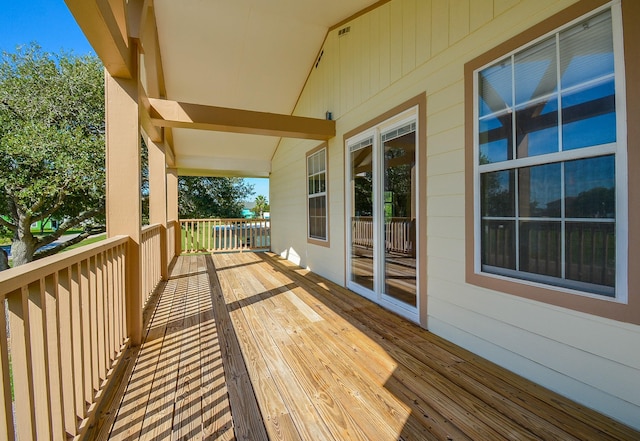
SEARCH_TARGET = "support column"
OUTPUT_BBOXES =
[105,70,143,346]
[147,136,169,280]
[167,168,180,256]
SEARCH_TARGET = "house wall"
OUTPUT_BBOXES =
[270,0,640,429]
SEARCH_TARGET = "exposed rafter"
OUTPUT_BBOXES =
[146,98,336,141]
[65,0,133,78]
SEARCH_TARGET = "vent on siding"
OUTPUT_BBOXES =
[338,26,351,37]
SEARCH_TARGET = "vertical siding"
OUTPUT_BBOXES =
[270,0,640,430]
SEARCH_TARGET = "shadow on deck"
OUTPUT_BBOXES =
[89,253,639,440]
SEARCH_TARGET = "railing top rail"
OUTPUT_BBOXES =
[142,223,163,233]
[0,235,129,295]
[179,218,269,222]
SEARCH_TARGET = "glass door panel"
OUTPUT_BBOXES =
[382,128,417,306]
[350,140,375,291]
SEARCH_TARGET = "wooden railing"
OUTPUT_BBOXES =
[352,217,415,255]
[142,224,163,306]
[167,220,178,269]
[180,218,271,253]
[0,236,129,440]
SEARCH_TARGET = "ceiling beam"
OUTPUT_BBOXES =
[139,1,166,98]
[64,0,133,78]
[147,98,336,141]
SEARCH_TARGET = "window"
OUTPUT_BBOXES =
[307,145,328,244]
[477,8,620,297]
[465,0,640,324]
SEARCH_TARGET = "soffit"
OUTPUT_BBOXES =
[152,0,380,177]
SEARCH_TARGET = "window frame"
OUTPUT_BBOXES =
[464,0,640,324]
[306,143,330,246]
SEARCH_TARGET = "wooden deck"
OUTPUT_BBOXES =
[94,252,639,440]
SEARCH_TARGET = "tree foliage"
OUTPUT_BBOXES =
[0,44,105,265]
[252,195,269,218]
[179,176,254,219]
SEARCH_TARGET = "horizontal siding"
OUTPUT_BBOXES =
[270,0,640,429]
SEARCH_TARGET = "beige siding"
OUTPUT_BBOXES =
[270,0,640,429]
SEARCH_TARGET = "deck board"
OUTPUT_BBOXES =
[102,252,640,440]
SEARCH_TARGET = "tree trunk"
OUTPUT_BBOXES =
[11,237,38,266]
[0,249,8,271]
[11,217,39,266]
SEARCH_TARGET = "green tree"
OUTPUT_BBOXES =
[253,195,268,218]
[179,176,254,219]
[0,44,105,266]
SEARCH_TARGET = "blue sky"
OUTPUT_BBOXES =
[1,0,270,201]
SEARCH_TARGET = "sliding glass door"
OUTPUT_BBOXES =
[347,111,418,320]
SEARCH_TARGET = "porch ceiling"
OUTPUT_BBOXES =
[67,0,381,178]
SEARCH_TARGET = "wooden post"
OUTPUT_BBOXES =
[105,70,143,346]
[148,135,169,280]
[167,167,180,256]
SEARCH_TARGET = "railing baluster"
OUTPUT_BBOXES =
[8,287,37,439]
[107,247,116,362]
[89,256,99,397]
[80,260,93,407]
[27,279,53,439]
[56,267,78,437]
[95,254,106,384]
[70,264,86,420]
[44,274,65,439]
[0,292,15,440]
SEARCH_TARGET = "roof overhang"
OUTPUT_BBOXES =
[66,0,384,177]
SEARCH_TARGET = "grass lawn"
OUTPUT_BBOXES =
[64,234,107,251]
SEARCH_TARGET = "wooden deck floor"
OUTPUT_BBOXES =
[97,252,639,440]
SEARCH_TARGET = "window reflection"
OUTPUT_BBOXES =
[519,221,561,277]
[351,143,374,291]
[383,130,417,306]
[565,156,615,218]
[518,163,561,217]
[481,170,515,217]
[479,112,512,163]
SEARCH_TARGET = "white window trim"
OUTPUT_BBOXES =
[307,146,328,243]
[472,2,628,303]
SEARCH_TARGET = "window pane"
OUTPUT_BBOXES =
[519,220,561,277]
[307,156,313,177]
[562,77,616,150]
[318,172,326,193]
[481,170,515,217]
[383,129,417,307]
[518,163,561,217]
[351,143,374,289]
[516,96,559,158]
[514,36,557,105]
[479,112,513,163]
[308,176,314,195]
[559,10,613,89]
[479,60,513,117]
[318,150,326,172]
[565,155,615,218]
[482,220,516,270]
[309,195,327,240]
[565,222,615,290]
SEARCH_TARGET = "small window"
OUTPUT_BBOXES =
[307,145,329,244]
